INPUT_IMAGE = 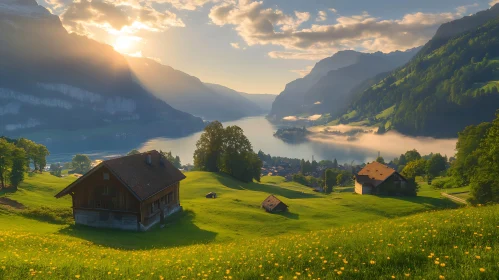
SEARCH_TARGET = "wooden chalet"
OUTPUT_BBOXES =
[354,161,407,195]
[261,195,288,213]
[55,150,185,231]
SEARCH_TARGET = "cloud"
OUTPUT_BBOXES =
[490,0,499,6]
[316,10,327,22]
[329,8,337,14]
[209,0,469,60]
[155,0,219,11]
[230,42,241,49]
[61,0,185,36]
[290,65,313,77]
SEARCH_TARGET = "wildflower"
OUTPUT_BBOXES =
[337,271,342,275]
[404,273,410,277]
[475,256,481,259]
[75,275,80,279]
[434,261,440,265]
[439,276,445,279]
[479,268,485,272]
[440,263,446,267]
[370,260,376,265]
[392,276,396,279]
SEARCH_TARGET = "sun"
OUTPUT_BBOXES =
[113,36,141,54]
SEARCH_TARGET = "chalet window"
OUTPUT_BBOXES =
[103,173,110,180]
[167,192,174,204]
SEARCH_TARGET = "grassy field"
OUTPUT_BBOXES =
[1,172,495,279]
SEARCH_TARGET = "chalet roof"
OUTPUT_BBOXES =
[261,195,287,211]
[55,150,186,201]
[355,161,401,187]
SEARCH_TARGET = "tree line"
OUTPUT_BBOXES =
[194,121,262,183]
[0,137,49,191]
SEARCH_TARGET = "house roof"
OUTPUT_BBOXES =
[261,195,288,211]
[55,150,186,201]
[355,161,398,187]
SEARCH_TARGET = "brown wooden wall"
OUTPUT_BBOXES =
[140,182,180,225]
[71,166,140,214]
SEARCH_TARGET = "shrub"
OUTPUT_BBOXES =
[21,207,73,224]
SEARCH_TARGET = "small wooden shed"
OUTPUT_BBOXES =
[261,195,288,213]
[206,192,217,198]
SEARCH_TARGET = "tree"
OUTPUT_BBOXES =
[401,159,427,180]
[9,147,27,190]
[160,150,182,169]
[193,121,225,172]
[426,153,447,179]
[220,126,261,183]
[333,158,338,169]
[468,114,499,204]
[0,139,14,189]
[127,149,141,155]
[16,138,37,170]
[323,169,339,193]
[336,173,344,186]
[72,154,92,174]
[449,122,491,186]
[404,149,421,163]
[34,144,49,172]
[376,156,385,164]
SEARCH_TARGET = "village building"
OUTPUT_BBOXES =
[354,161,408,195]
[261,195,288,213]
[55,150,185,231]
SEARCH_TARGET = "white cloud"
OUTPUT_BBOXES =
[490,0,499,6]
[209,0,469,60]
[290,65,313,77]
[316,10,327,22]
[155,0,219,11]
[230,42,240,49]
[329,8,337,14]
[61,0,185,36]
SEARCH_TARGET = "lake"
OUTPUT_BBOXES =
[46,116,457,165]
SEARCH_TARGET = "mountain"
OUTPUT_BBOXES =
[0,0,204,139]
[204,83,276,113]
[127,58,269,121]
[268,49,419,120]
[347,4,499,138]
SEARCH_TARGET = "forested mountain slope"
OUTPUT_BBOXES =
[349,5,499,137]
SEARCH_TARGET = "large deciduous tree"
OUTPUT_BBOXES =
[0,139,14,190]
[449,122,491,186]
[469,115,499,204]
[72,154,92,174]
[193,122,262,182]
[194,121,225,172]
[9,148,27,190]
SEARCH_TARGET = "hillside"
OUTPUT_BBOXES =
[347,4,499,137]
[0,0,204,138]
[268,49,419,121]
[0,172,496,279]
[127,57,266,121]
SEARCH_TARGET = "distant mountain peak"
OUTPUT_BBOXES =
[0,0,51,18]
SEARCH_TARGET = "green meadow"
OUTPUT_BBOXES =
[1,172,497,279]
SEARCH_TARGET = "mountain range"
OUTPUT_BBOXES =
[0,0,275,141]
[126,57,274,121]
[268,48,420,121]
[346,4,499,137]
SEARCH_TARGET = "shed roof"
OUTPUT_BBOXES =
[261,195,288,211]
[55,150,186,201]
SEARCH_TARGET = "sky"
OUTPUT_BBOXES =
[37,0,498,94]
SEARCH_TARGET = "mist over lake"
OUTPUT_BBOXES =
[46,116,457,165]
